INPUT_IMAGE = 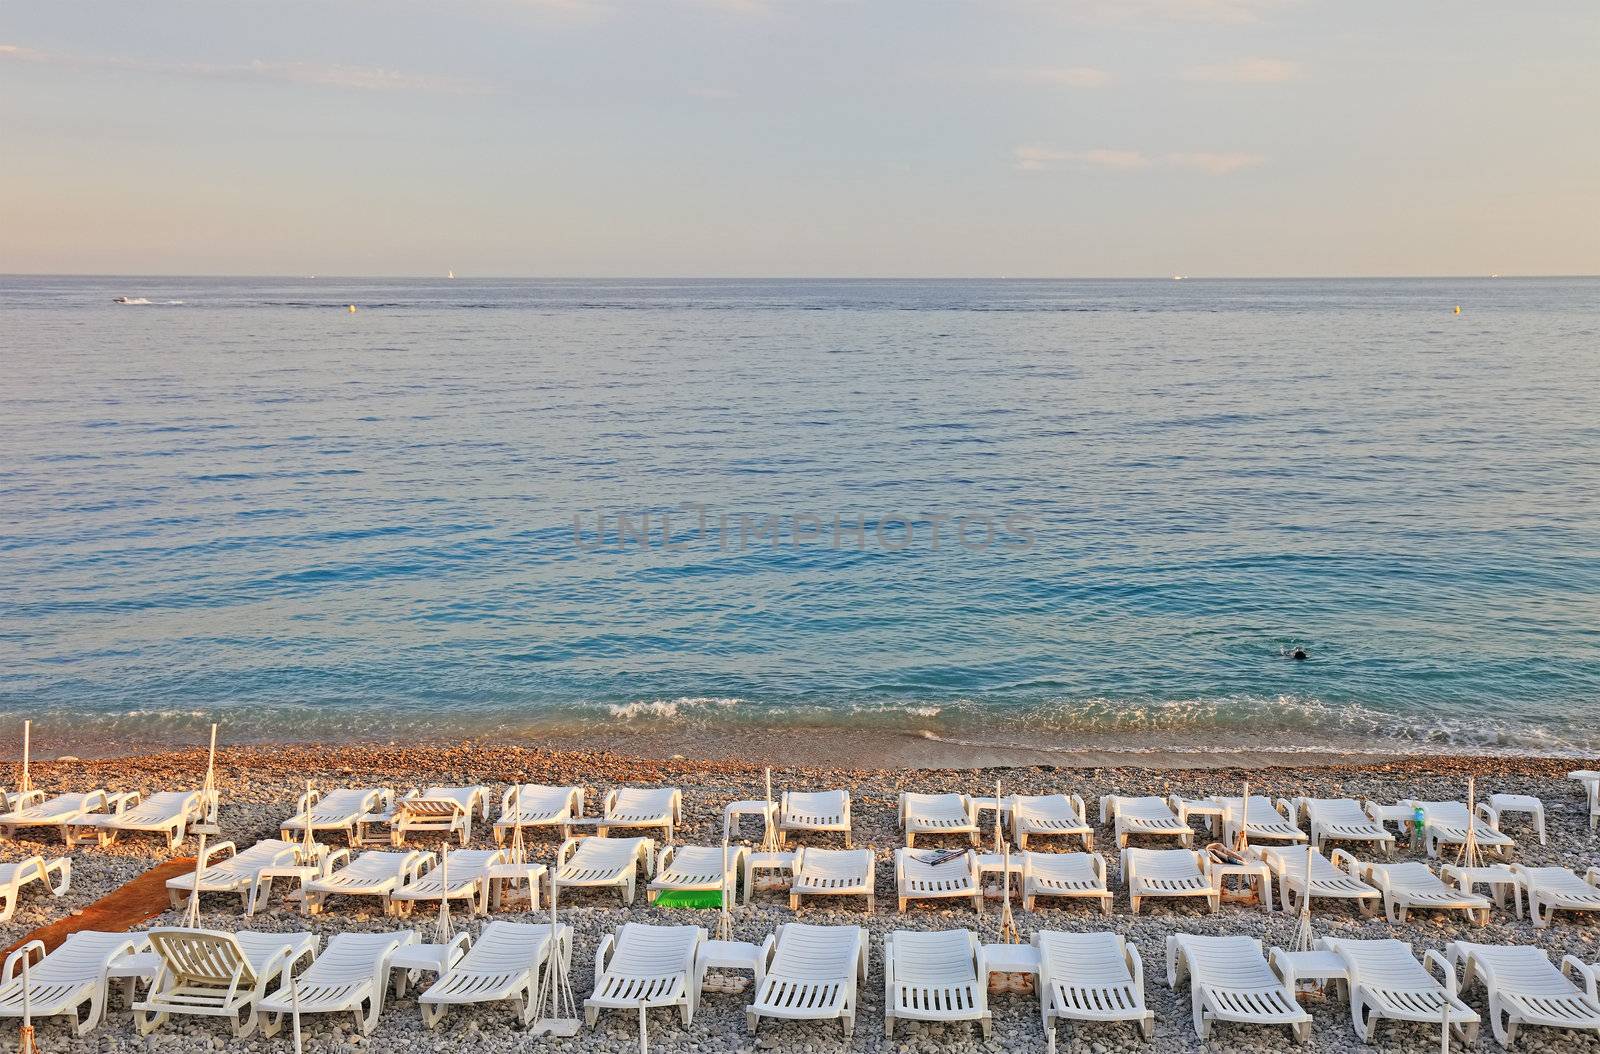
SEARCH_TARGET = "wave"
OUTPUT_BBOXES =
[605,696,743,721]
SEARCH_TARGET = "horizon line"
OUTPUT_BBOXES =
[4,272,1598,282]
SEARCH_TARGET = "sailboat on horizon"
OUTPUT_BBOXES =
[447,268,456,280]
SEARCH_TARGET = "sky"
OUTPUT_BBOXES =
[2,1,1596,277]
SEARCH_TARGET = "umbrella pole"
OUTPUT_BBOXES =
[184,831,208,929]
[202,722,219,824]
[436,846,453,941]
[18,956,35,1054]
[19,720,31,798]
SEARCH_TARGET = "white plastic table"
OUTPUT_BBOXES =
[390,934,471,996]
[1482,794,1546,845]
[1210,859,1271,908]
[250,864,319,915]
[1441,863,1518,910]
[723,800,776,844]
[696,939,768,990]
[743,851,795,904]
[1270,948,1347,993]
[978,943,1040,985]
[485,861,548,911]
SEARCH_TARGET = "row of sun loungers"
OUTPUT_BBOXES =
[8,922,1600,1049]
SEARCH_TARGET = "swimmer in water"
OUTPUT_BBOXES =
[1281,644,1309,661]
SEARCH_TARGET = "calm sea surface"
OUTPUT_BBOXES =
[2,276,1597,757]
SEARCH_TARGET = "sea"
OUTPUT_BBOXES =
[2,275,1597,760]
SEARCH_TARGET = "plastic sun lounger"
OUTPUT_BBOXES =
[166,838,302,913]
[1021,851,1110,913]
[778,789,852,847]
[79,790,205,849]
[1214,795,1307,845]
[790,847,875,913]
[1294,798,1396,856]
[390,849,510,916]
[386,786,489,846]
[900,793,979,847]
[134,928,318,1039]
[1362,861,1491,924]
[1165,934,1311,1043]
[279,787,389,847]
[1511,866,1600,928]
[554,836,654,905]
[747,923,867,1037]
[648,845,745,904]
[259,930,412,1036]
[1010,794,1094,850]
[895,848,982,913]
[303,850,432,916]
[418,920,570,1028]
[1121,848,1216,914]
[1033,931,1153,1051]
[1411,800,1515,860]
[0,854,70,921]
[600,788,682,842]
[1447,941,1600,1048]
[1100,795,1193,848]
[1320,937,1479,1046]
[0,931,140,1035]
[1569,770,1600,832]
[1252,845,1379,916]
[0,791,110,841]
[884,929,990,1038]
[584,923,706,1048]
[493,784,583,844]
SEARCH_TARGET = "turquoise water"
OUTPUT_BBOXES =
[2,276,1597,756]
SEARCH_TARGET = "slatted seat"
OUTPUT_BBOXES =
[900,793,979,847]
[1166,934,1310,1043]
[1448,941,1600,1047]
[1253,845,1380,915]
[895,848,981,913]
[0,931,140,1035]
[1214,795,1306,845]
[1512,866,1600,928]
[555,836,653,905]
[1021,851,1110,912]
[494,784,583,844]
[134,928,317,1039]
[1411,800,1515,860]
[280,788,389,847]
[747,923,867,1037]
[1322,937,1479,1046]
[790,847,875,912]
[1362,861,1490,924]
[418,921,570,1028]
[259,930,411,1036]
[648,845,744,903]
[390,849,510,915]
[1122,847,1215,914]
[778,790,852,847]
[1034,931,1153,1051]
[1100,795,1192,848]
[584,923,705,1049]
[1294,797,1396,856]
[303,850,432,915]
[1011,794,1093,850]
[884,929,989,1038]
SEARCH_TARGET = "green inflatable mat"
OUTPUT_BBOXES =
[651,890,728,908]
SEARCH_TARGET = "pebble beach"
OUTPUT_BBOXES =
[3,743,1599,1054]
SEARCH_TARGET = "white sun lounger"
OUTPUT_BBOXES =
[1447,941,1600,1047]
[1166,933,1311,1043]
[1570,770,1600,832]
[790,847,875,912]
[76,790,205,849]
[884,929,989,1038]
[0,854,70,921]
[1362,861,1491,924]
[418,920,570,1028]
[600,788,682,842]
[1021,851,1110,912]
[1252,845,1379,915]
[778,790,852,847]
[134,928,317,1038]
[494,784,583,844]
[1034,931,1153,1050]
[747,923,867,1037]
[554,836,654,905]
[0,791,110,842]
[1320,937,1479,1046]
[166,838,302,913]
[1122,848,1216,914]
[1100,795,1193,847]
[390,849,512,916]
[1508,866,1600,928]
[259,930,412,1036]
[384,786,489,846]
[0,931,140,1035]
[1479,793,1546,845]
[1293,797,1396,856]
[648,845,745,904]
[1011,794,1094,850]
[1410,800,1514,860]
[895,848,981,913]
[303,850,432,916]
[900,793,979,847]
[1214,795,1306,845]
[585,923,705,1048]
[280,787,389,847]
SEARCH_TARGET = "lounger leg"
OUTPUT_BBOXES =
[421,1001,446,1029]
[136,1008,169,1035]
[746,1011,760,1034]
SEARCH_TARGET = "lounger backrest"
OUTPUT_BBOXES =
[1259,846,1335,879]
[1129,848,1202,878]
[1307,798,1368,823]
[147,929,256,986]
[234,839,301,864]
[38,932,139,981]
[1176,936,1275,987]
[609,789,673,814]
[1036,931,1129,983]
[1382,862,1440,886]
[461,922,555,970]
[1324,938,1431,987]
[609,924,701,974]
[132,791,200,815]
[799,847,871,875]
[311,931,409,978]
[503,785,576,814]
[1415,801,1470,825]
[1015,795,1077,818]
[771,924,861,980]
[1122,796,1176,819]
[316,789,379,814]
[888,929,975,983]
[438,850,502,872]
[1460,944,1573,995]
[902,792,963,820]
[573,838,641,867]
[340,852,417,879]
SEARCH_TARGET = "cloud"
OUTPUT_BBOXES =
[1181,57,1300,83]
[0,43,493,95]
[995,66,1113,88]
[1017,145,1264,174]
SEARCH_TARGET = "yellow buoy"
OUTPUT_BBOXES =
[348,304,358,313]
[1453,305,1461,314]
